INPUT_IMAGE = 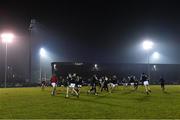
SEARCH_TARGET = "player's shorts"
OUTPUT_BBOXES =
[130,83,134,86]
[77,85,82,88]
[51,83,57,87]
[69,83,76,88]
[143,81,149,86]
[109,83,117,88]
[123,83,128,86]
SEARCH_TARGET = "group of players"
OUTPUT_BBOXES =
[47,72,165,98]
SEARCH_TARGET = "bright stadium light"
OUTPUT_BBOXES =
[94,64,98,68]
[142,40,154,50]
[1,33,14,43]
[1,33,14,88]
[40,48,46,57]
[152,52,160,60]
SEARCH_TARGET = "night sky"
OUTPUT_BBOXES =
[1,0,180,65]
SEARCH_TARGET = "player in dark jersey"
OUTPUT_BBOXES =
[122,77,128,88]
[65,73,79,98]
[108,75,118,93]
[129,75,138,90]
[75,75,82,94]
[101,76,109,92]
[159,76,165,92]
[140,73,151,95]
[133,76,139,90]
[87,74,98,95]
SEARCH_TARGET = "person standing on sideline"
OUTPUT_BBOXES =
[159,76,165,92]
[140,73,151,95]
[50,73,58,96]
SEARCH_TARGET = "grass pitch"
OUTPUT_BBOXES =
[0,85,180,119]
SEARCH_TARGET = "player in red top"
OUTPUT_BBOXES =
[50,73,58,96]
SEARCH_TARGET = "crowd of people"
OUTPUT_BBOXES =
[44,72,165,98]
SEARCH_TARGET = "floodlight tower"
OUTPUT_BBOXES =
[142,40,154,80]
[39,48,46,82]
[29,19,36,82]
[1,33,14,88]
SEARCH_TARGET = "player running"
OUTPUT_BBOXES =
[65,73,79,98]
[122,77,128,89]
[140,73,151,95]
[87,74,98,95]
[75,75,82,94]
[129,75,138,90]
[108,75,118,93]
[101,76,109,92]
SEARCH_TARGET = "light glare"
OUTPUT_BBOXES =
[152,52,160,59]
[142,40,153,50]
[40,48,46,57]
[1,33,14,43]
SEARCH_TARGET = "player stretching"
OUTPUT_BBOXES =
[50,73,58,96]
[140,73,151,95]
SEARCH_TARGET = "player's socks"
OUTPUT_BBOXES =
[65,94,69,98]
[77,93,79,98]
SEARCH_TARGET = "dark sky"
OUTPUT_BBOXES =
[1,0,180,64]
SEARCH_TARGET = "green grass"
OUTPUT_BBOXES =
[0,85,180,119]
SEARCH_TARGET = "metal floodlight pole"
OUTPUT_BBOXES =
[4,43,8,88]
[1,33,14,88]
[29,19,36,82]
[147,50,150,80]
[40,55,42,82]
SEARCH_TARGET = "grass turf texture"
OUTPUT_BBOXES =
[0,85,180,119]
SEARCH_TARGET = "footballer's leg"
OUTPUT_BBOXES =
[65,87,69,98]
[52,86,55,95]
[147,85,151,92]
[145,85,149,95]
[108,84,111,93]
[94,85,98,95]
[54,86,56,95]
[161,84,165,91]
[144,85,149,94]
[72,88,79,98]
[51,83,56,96]
[41,84,45,91]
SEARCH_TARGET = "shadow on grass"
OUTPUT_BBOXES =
[135,95,151,102]
[163,91,170,94]
[55,94,127,108]
[120,90,137,95]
